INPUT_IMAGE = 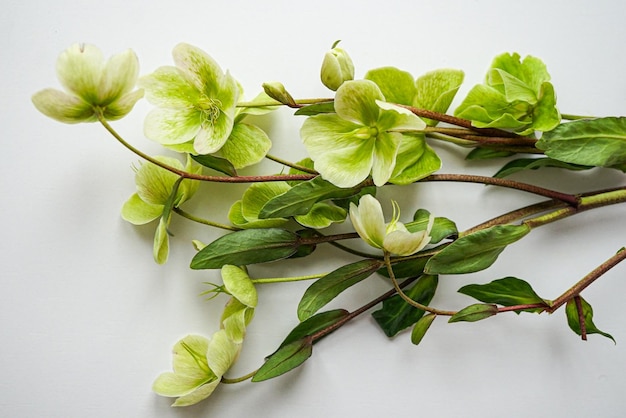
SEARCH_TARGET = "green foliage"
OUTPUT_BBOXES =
[465,148,515,160]
[448,303,498,323]
[411,314,436,345]
[566,297,615,343]
[371,275,438,337]
[190,228,300,269]
[191,154,237,176]
[493,157,591,178]
[297,259,384,321]
[252,338,313,382]
[536,117,626,169]
[407,209,457,244]
[276,309,350,350]
[425,224,531,274]
[455,52,560,135]
[458,277,549,313]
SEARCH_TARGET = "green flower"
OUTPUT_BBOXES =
[152,332,240,407]
[32,43,143,123]
[139,43,240,155]
[301,80,427,188]
[349,194,433,256]
[121,155,201,264]
[320,41,354,91]
[454,52,560,135]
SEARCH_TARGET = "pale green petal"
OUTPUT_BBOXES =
[241,181,291,222]
[334,80,383,126]
[192,112,234,154]
[171,380,220,407]
[220,123,271,168]
[221,265,258,308]
[228,200,288,229]
[376,101,426,131]
[144,107,201,145]
[221,299,252,344]
[383,229,431,256]
[153,217,170,264]
[350,195,385,248]
[301,114,375,187]
[173,43,225,96]
[56,43,104,103]
[364,67,416,105]
[120,193,163,225]
[97,48,139,104]
[489,69,537,104]
[217,71,240,110]
[135,157,184,205]
[414,69,464,125]
[171,335,211,377]
[31,88,95,123]
[152,372,212,398]
[139,66,200,107]
[390,140,441,185]
[371,132,402,187]
[103,88,144,121]
[207,329,240,377]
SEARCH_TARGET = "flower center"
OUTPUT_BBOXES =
[197,96,222,125]
[354,126,378,140]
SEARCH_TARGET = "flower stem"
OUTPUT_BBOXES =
[221,369,258,384]
[172,207,240,231]
[97,115,316,183]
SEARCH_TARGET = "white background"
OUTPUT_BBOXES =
[2,1,626,417]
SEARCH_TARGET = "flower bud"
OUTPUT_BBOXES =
[320,41,354,91]
[262,81,297,107]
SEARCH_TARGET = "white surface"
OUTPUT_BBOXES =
[2,1,626,417]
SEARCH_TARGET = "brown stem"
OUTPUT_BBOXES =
[574,296,588,340]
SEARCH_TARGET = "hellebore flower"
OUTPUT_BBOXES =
[301,79,427,188]
[32,43,143,123]
[139,43,240,155]
[152,332,240,407]
[320,41,355,91]
[121,155,201,263]
[349,194,433,256]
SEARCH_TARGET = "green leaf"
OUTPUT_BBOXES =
[406,209,457,244]
[411,314,436,345]
[190,228,299,269]
[277,309,350,350]
[252,338,313,382]
[536,117,626,168]
[191,154,237,176]
[566,297,615,343]
[297,259,383,321]
[465,148,515,160]
[371,275,438,337]
[389,141,442,185]
[458,277,548,313]
[425,224,531,274]
[259,176,363,219]
[493,157,591,178]
[294,101,336,116]
[294,202,347,229]
[448,303,498,323]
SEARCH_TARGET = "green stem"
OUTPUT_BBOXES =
[561,113,595,120]
[221,369,258,384]
[172,207,240,231]
[384,251,456,316]
[265,154,318,174]
[252,273,326,285]
[236,98,333,108]
[98,115,316,183]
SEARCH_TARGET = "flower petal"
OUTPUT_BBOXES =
[371,132,402,186]
[334,80,383,126]
[221,265,258,308]
[56,43,104,103]
[173,43,225,96]
[193,111,234,154]
[138,66,200,107]
[97,48,140,104]
[171,335,211,377]
[301,114,374,187]
[152,372,212,398]
[120,193,163,225]
[135,157,184,205]
[102,89,144,121]
[144,107,201,145]
[31,88,95,123]
[383,229,431,256]
[219,123,271,168]
[207,329,240,377]
[171,380,220,407]
[350,195,385,249]
[153,216,170,264]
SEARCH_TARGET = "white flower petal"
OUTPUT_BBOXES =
[144,107,201,145]
[383,230,431,256]
[31,88,95,123]
[206,329,240,377]
[56,43,104,103]
[350,195,386,248]
[97,48,139,104]
[173,43,225,95]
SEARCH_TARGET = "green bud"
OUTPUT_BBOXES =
[262,81,297,107]
[320,41,354,91]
